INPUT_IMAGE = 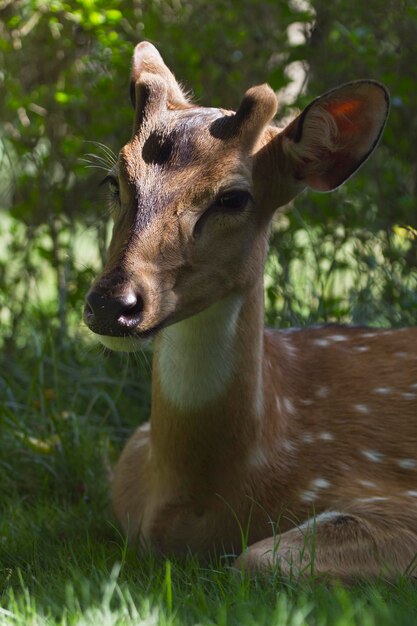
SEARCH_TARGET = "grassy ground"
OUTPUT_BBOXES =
[2,331,417,625]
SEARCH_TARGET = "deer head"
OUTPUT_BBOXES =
[84,42,389,351]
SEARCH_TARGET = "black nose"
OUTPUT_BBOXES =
[84,287,144,336]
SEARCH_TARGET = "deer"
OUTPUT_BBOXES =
[83,41,417,582]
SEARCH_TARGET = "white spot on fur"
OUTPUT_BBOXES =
[311,478,330,489]
[405,491,417,497]
[300,399,313,406]
[354,345,369,353]
[316,386,329,399]
[402,392,416,400]
[358,479,376,488]
[318,431,334,441]
[361,450,384,463]
[283,440,297,453]
[313,338,330,347]
[276,396,282,413]
[373,387,392,395]
[283,397,295,415]
[394,351,408,358]
[397,459,417,469]
[281,336,298,358]
[300,490,317,503]
[356,496,388,503]
[410,383,417,390]
[139,422,151,432]
[302,433,314,444]
[361,332,376,338]
[329,334,348,342]
[354,404,370,414]
[158,296,242,410]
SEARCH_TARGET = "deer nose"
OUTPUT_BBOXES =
[84,288,144,336]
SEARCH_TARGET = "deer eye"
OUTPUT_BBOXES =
[193,189,252,238]
[216,190,251,211]
[108,177,119,197]
[100,175,120,199]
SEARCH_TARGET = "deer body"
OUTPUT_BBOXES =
[113,291,417,576]
[85,42,417,580]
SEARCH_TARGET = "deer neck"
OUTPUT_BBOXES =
[150,279,267,480]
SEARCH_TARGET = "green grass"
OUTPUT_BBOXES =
[2,331,417,625]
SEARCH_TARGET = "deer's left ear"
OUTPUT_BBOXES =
[258,80,389,201]
[130,41,189,110]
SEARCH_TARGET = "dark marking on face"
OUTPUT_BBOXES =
[209,115,237,140]
[210,95,256,140]
[142,133,174,165]
[123,107,233,235]
[139,109,225,169]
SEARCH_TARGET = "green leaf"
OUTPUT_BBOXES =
[105,9,122,23]
[54,91,70,103]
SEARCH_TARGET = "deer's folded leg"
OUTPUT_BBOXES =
[235,511,417,581]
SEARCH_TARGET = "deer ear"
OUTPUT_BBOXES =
[280,80,390,192]
[130,42,189,110]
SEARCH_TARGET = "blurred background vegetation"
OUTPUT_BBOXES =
[0,0,416,502]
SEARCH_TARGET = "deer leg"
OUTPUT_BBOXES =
[235,511,417,581]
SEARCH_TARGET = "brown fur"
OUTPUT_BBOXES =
[84,43,416,582]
